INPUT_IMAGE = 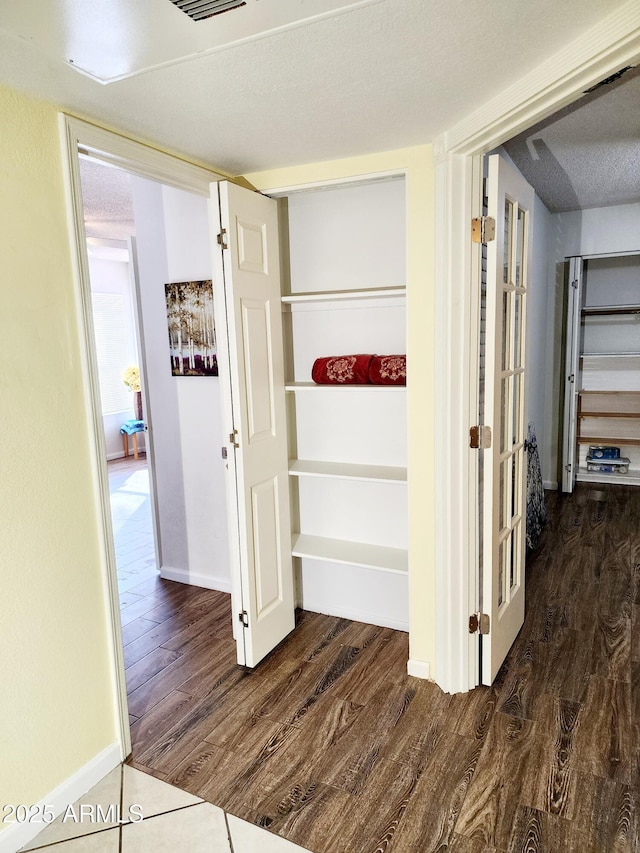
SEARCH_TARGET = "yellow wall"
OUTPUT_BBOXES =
[0,85,119,820]
[244,147,437,672]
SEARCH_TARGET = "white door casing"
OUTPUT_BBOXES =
[213,180,295,668]
[482,154,535,685]
[561,257,584,493]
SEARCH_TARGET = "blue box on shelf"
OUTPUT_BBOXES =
[588,445,620,459]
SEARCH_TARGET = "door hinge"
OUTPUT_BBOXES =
[471,216,496,244]
[217,229,228,250]
[229,429,239,449]
[568,374,575,383]
[571,278,579,289]
[469,613,490,634]
[470,425,492,449]
[238,610,249,628]
[565,463,572,472]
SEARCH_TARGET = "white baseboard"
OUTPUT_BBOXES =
[407,658,431,680]
[301,602,409,633]
[160,565,231,593]
[543,480,558,490]
[0,743,121,853]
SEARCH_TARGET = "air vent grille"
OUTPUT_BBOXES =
[170,0,247,22]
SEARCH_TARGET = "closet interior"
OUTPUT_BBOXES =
[279,177,409,631]
[569,253,640,486]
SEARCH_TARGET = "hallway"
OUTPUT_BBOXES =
[114,482,638,852]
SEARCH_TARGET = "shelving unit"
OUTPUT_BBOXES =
[565,253,640,488]
[282,177,409,630]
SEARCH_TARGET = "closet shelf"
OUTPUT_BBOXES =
[285,381,406,391]
[289,459,407,483]
[577,436,640,445]
[582,352,640,357]
[582,304,640,316]
[281,286,405,304]
[577,467,640,487]
[292,533,408,574]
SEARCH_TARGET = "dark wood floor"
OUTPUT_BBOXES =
[122,484,639,852]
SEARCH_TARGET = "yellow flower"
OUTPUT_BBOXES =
[122,366,141,392]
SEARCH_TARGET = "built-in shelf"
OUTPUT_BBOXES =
[579,411,640,418]
[577,436,640,445]
[281,286,406,304]
[582,352,640,357]
[285,381,406,391]
[289,459,407,483]
[291,533,408,574]
[582,304,640,316]
[576,467,640,487]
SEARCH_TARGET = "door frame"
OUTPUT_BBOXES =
[434,3,640,693]
[59,115,228,756]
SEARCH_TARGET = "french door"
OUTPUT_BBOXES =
[481,154,535,684]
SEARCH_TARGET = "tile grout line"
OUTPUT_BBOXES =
[119,762,124,853]
[224,812,235,853]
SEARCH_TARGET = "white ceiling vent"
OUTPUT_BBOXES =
[170,0,247,22]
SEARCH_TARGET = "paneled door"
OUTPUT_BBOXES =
[482,154,535,684]
[212,181,295,667]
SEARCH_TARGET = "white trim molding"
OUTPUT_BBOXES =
[160,566,232,594]
[407,658,431,680]
[433,5,640,693]
[58,114,231,759]
[0,744,121,853]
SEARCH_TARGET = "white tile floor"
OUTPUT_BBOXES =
[108,456,159,595]
[20,765,311,852]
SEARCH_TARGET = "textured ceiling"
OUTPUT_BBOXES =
[0,0,627,175]
[79,158,135,241]
[503,65,640,212]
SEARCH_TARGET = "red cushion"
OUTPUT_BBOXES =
[369,355,406,385]
[312,354,373,384]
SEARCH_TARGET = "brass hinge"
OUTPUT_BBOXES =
[471,216,496,244]
[469,425,492,449]
[238,610,249,628]
[229,429,239,449]
[469,613,490,634]
[217,229,228,250]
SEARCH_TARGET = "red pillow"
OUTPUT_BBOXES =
[369,355,406,385]
[312,354,373,384]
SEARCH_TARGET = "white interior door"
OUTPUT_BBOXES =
[212,180,295,667]
[482,154,535,685]
[561,257,583,492]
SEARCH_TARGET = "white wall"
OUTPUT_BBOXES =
[527,194,552,472]
[131,176,230,591]
[543,202,640,485]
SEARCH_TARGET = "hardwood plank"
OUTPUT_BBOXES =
[572,676,631,783]
[454,712,537,850]
[162,739,229,798]
[520,694,581,819]
[121,616,161,646]
[127,639,234,717]
[312,685,417,794]
[129,689,196,754]
[591,613,631,682]
[568,774,634,852]
[125,646,182,694]
[384,733,483,853]
[631,606,640,662]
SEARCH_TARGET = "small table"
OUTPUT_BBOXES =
[120,419,145,460]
